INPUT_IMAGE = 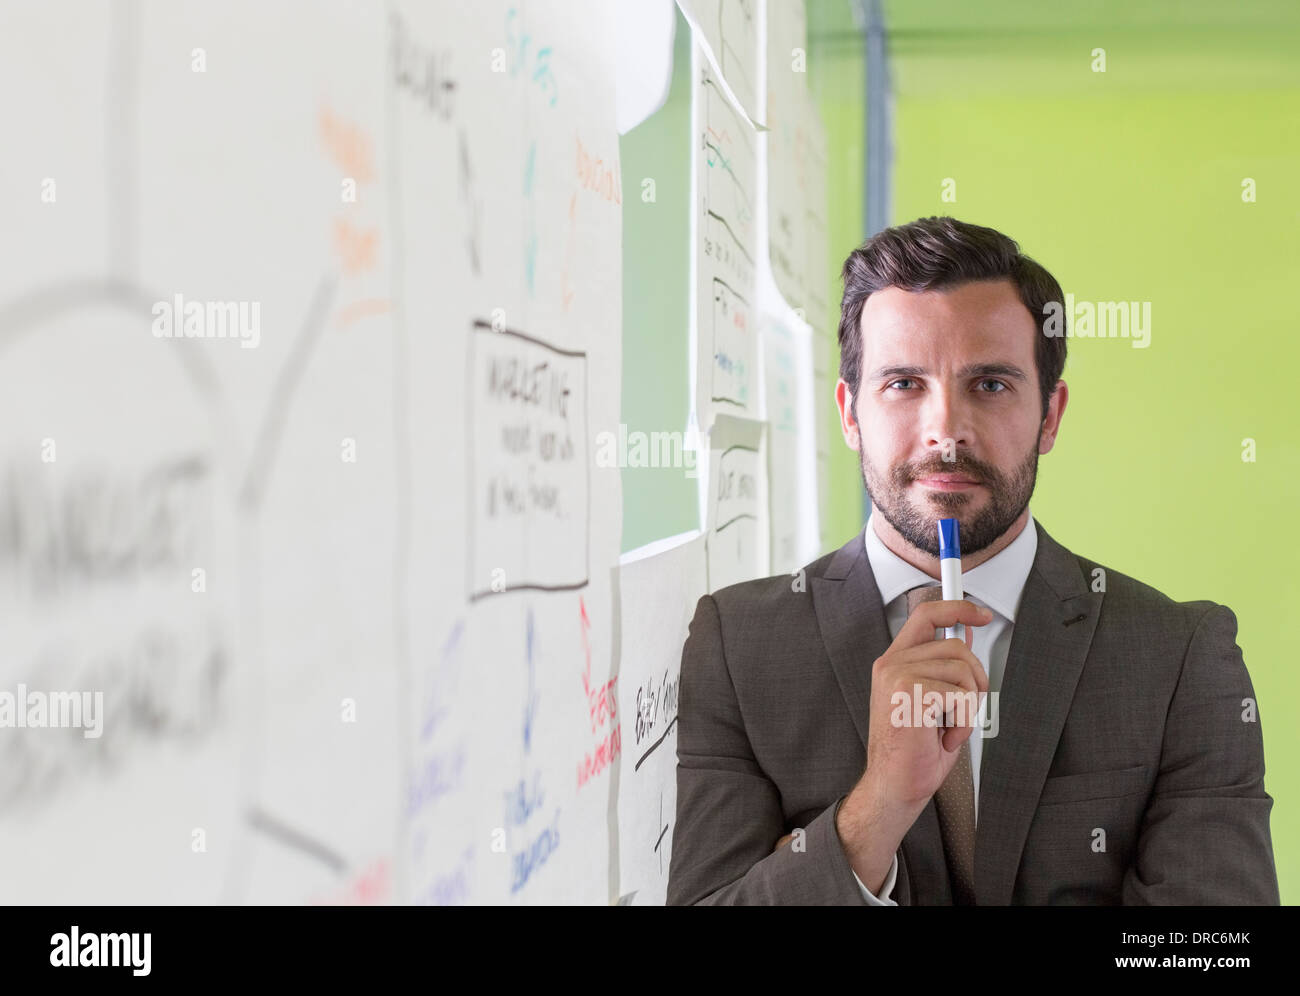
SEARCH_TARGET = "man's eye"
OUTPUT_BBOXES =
[887,379,1007,392]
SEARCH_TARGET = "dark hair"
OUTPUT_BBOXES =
[837,216,1066,422]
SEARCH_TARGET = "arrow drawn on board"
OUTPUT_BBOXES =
[523,606,538,753]
[579,595,592,700]
[654,791,670,876]
[421,619,464,743]
[458,127,482,276]
[239,273,338,507]
[560,191,577,311]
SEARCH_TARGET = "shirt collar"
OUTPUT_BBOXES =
[863,509,1038,623]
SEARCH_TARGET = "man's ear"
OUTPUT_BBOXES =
[1038,379,1069,454]
[836,379,861,450]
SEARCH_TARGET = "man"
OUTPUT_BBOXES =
[666,216,1279,905]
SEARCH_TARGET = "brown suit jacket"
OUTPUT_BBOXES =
[667,519,1280,904]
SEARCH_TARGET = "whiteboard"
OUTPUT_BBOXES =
[0,0,622,906]
[0,0,828,905]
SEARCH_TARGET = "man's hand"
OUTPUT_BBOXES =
[834,599,992,894]
[866,599,991,804]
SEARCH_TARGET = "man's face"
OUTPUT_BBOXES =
[836,279,1065,559]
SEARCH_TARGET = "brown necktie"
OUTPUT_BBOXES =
[904,583,978,905]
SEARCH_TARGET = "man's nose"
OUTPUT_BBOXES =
[921,386,971,452]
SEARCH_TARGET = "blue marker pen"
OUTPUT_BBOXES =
[937,518,964,644]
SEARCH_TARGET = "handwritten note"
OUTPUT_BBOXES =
[467,322,589,600]
[762,307,820,575]
[615,532,707,904]
[679,0,761,126]
[705,414,767,592]
[696,40,759,430]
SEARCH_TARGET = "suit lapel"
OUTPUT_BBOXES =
[810,529,892,752]
[975,519,1099,904]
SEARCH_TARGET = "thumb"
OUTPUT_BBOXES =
[942,722,974,754]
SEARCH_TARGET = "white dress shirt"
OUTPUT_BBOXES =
[850,509,1038,904]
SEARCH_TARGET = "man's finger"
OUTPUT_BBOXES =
[898,599,993,648]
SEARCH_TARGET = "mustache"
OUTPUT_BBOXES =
[904,462,989,482]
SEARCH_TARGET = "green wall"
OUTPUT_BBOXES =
[810,1,871,551]
[619,8,696,553]
[884,0,1300,902]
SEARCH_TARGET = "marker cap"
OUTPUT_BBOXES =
[938,518,961,560]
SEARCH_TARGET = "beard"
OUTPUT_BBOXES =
[859,432,1039,559]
